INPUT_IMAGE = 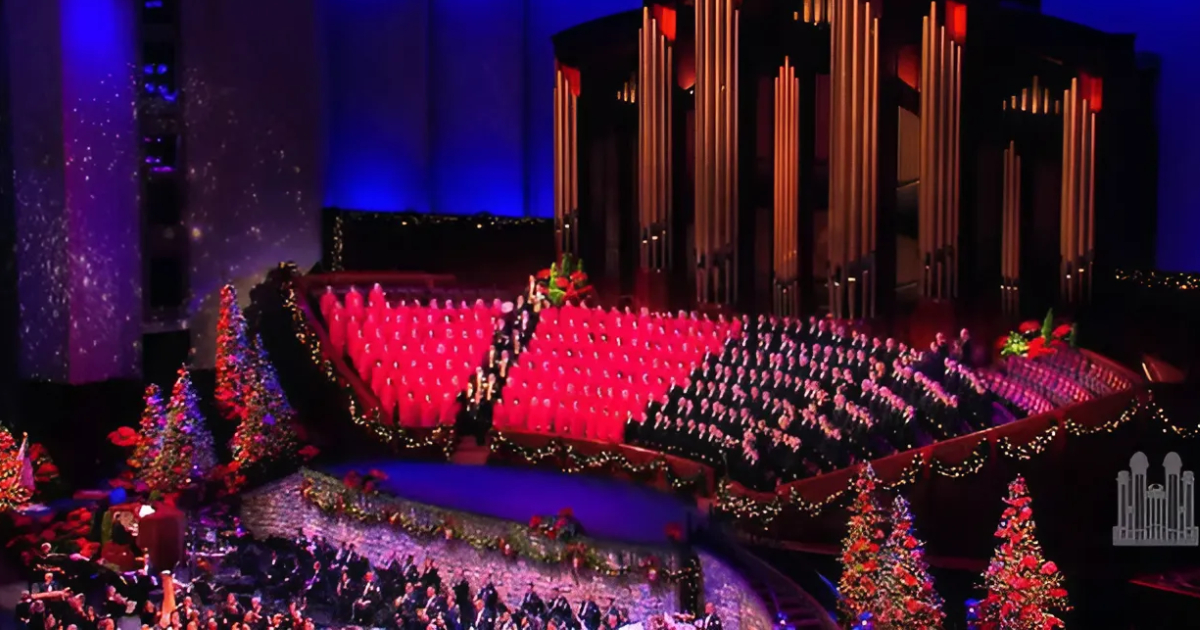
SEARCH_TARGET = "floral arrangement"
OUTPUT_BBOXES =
[978,476,1070,629]
[837,464,887,625]
[535,253,594,307]
[997,309,1075,360]
[528,507,583,543]
[300,469,693,584]
[5,507,100,567]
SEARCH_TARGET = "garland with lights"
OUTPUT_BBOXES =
[216,284,254,421]
[299,469,699,585]
[877,495,945,629]
[488,432,707,493]
[1114,269,1200,291]
[997,426,1058,461]
[278,262,456,456]
[978,475,1070,629]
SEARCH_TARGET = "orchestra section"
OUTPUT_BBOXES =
[550,0,1152,318]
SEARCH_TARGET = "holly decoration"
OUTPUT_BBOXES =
[534,253,594,306]
[877,495,944,629]
[838,464,887,624]
[216,284,253,420]
[978,476,1070,629]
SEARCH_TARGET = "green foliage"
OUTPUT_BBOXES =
[1040,309,1055,341]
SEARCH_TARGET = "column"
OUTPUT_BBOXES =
[5,0,142,383]
[827,0,879,320]
[1116,472,1129,538]
[694,0,740,307]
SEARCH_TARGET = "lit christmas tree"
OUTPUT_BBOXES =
[215,284,253,420]
[877,495,944,629]
[250,334,295,423]
[230,377,297,475]
[132,384,167,471]
[166,366,217,479]
[0,427,33,511]
[979,476,1070,629]
[838,463,887,625]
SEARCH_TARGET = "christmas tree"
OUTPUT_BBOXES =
[877,495,944,629]
[0,427,33,511]
[215,284,253,420]
[166,366,217,479]
[230,377,298,475]
[838,463,888,625]
[132,384,167,471]
[979,476,1070,629]
[250,334,295,423]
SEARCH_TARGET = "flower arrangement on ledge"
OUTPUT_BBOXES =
[300,469,694,585]
[528,508,583,543]
[535,253,594,307]
[0,426,60,512]
[997,309,1075,360]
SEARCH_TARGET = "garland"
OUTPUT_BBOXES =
[299,469,699,585]
[1114,269,1200,292]
[714,392,1194,525]
[279,263,457,457]
[489,432,707,493]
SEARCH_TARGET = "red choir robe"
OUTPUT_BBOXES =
[506,400,524,430]
[368,283,385,309]
[438,393,457,426]
[399,394,418,427]
[493,399,509,430]
[528,399,546,433]
[345,287,364,316]
[378,384,397,422]
[319,287,338,320]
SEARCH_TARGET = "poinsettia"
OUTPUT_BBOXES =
[534,254,595,307]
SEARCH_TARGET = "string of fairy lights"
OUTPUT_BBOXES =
[1114,269,1200,291]
[279,262,457,457]
[714,392,1200,524]
[299,469,701,585]
[489,433,707,493]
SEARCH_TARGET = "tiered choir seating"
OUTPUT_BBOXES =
[318,284,503,427]
[494,305,739,443]
[628,316,1002,490]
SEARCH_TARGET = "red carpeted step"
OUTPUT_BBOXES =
[449,437,491,465]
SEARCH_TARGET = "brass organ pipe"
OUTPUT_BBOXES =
[653,26,661,270]
[638,19,646,270]
[919,15,930,295]
[666,43,673,270]
[570,88,578,254]
[715,0,724,303]
[733,7,740,305]
[1077,99,1090,274]
[951,43,961,297]
[869,14,880,317]
[1087,110,1096,253]
[1059,86,1070,295]
[554,74,561,255]
[1065,80,1077,298]
[774,74,781,282]
[1003,144,1010,284]
[695,0,706,302]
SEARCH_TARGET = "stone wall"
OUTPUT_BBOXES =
[697,552,773,630]
[240,475,682,621]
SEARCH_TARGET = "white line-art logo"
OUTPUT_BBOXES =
[1113,452,1199,547]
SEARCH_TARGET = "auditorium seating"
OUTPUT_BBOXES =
[494,305,739,443]
[317,284,503,427]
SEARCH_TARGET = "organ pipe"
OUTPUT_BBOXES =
[694,0,739,307]
[918,2,964,300]
[774,57,800,316]
[804,0,831,24]
[1059,77,1098,304]
[553,67,580,257]
[639,8,674,275]
[828,0,879,320]
[1001,141,1021,315]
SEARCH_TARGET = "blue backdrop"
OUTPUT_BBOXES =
[320,0,640,217]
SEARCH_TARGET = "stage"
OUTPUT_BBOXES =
[323,461,702,545]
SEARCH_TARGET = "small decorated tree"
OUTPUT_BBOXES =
[877,495,944,629]
[132,384,167,470]
[166,366,217,479]
[978,476,1070,629]
[250,334,295,423]
[0,427,34,512]
[215,284,253,420]
[838,464,888,625]
[230,380,298,477]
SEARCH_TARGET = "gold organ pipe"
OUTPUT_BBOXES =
[696,0,707,302]
[919,15,930,295]
[1087,110,1096,254]
[1003,144,1011,284]
[638,19,647,270]
[733,7,740,305]
[774,74,781,282]
[950,43,961,297]
[1078,98,1090,274]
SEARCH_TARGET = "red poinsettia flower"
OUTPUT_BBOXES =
[905,599,922,613]
[342,471,362,489]
[558,507,574,517]
[1027,336,1057,359]
[1051,324,1072,339]
[35,462,58,479]
[554,276,569,289]
[569,271,588,285]
[1018,320,1041,335]
[546,529,558,540]
[367,469,389,482]
[298,445,319,460]
[107,427,140,448]
[1040,561,1058,574]
[536,269,551,280]
[1049,588,1067,598]
[664,522,684,542]
[529,515,543,529]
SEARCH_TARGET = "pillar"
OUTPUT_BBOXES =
[5,0,141,383]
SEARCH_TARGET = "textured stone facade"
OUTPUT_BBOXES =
[697,552,773,630]
[241,476,682,621]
